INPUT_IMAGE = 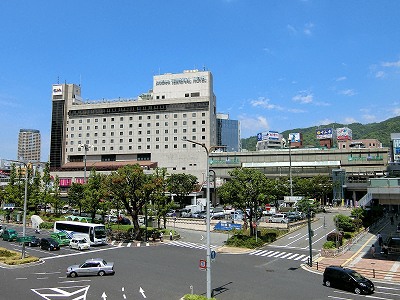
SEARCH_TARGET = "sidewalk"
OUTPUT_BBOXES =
[305,216,400,284]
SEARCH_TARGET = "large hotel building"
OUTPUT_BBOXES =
[50,69,216,183]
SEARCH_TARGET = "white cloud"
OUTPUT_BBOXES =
[239,115,269,137]
[375,71,385,78]
[250,97,283,110]
[335,76,347,81]
[288,108,306,113]
[343,117,357,124]
[339,89,357,96]
[287,24,297,34]
[318,118,333,126]
[303,22,314,36]
[292,91,313,104]
[381,60,400,68]
[314,101,330,106]
[362,114,377,122]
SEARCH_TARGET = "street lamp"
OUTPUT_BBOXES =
[80,144,91,183]
[183,138,222,299]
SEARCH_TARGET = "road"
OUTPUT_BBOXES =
[1,210,400,299]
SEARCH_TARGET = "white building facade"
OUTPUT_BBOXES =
[50,70,217,184]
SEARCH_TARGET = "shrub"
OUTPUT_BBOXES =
[323,241,336,249]
[334,214,356,232]
[183,294,217,300]
[39,222,54,229]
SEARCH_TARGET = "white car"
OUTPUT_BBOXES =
[268,214,288,223]
[69,237,91,251]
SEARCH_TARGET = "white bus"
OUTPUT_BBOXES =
[54,221,107,245]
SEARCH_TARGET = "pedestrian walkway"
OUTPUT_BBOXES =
[304,214,400,283]
[249,249,310,262]
[166,240,219,251]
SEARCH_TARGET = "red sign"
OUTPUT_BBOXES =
[199,259,206,270]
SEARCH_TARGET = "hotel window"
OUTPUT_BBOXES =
[79,119,82,123]
[129,116,133,120]
[202,128,206,132]
[174,114,178,118]
[102,147,105,151]
[86,133,90,137]
[120,139,123,143]
[129,131,133,135]
[70,141,74,145]
[78,133,82,137]
[192,136,196,140]
[147,130,150,134]
[87,119,90,123]
[139,123,142,127]
[202,113,205,117]
[147,145,150,149]
[192,128,196,132]
[110,146,114,150]
[202,120,205,124]
[79,126,82,130]
[165,122,168,126]
[102,140,106,144]
[174,122,177,126]
[119,146,123,150]
[103,125,106,129]
[93,147,97,151]
[139,116,142,120]
[183,144,187,149]
[103,132,106,136]
[71,120,74,124]
[147,138,150,142]
[156,130,160,134]
[192,113,196,117]
[110,139,114,143]
[174,137,178,141]
[185,93,189,97]
[147,116,151,119]
[95,118,98,122]
[111,125,115,129]
[183,114,187,118]
[111,117,114,121]
[120,124,123,128]
[138,138,142,142]
[129,138,132,142]
[156,115,160,119]
[165,130,168,134]
[183,129,187,133]
[147,123,151,127]
[192,144,196,148]
[95,126,98,129]
[202,136,206,140]
[165,137,168,141]
[165,115,168,119]
[71,134,74,138]
[174,144,177,149]
[156,145,159,149]
[165,145,168,149]
[156,122,160,126]
[129,124,133,128]
[70,148,73,152]
[138,145,142,149]
[174,129,177,133]
[183,121,187,125]
[156,137,160,142]
[103,118,106,122]
[120,117,123,121]
[138,131,142,135]
[129,146,132,150]
[87,126,90,130]
[192,121,196,125]
[111,132,115,136]
[94,140,98,144]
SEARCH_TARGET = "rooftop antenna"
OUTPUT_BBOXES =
[79,74,82,86]
[203,65,206,71]
[57,76,59,84]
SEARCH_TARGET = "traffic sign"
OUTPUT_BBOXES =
[199,259,206,271]
[211,250,216,260]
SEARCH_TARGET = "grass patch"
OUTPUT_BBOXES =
[0,247,40,265]
[182,295,217,300]
[225,228,289,249]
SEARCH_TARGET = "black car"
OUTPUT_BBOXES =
[323,265,374,294]
[40,237,60,251]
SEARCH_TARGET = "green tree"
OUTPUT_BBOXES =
[218,168,269,235]
[50,175,62,215]
[83,170,107,222]
[152,168,173,229]
[334,214,356,232]
[41,162,53,213]
[107,164,151,240]
[167,173,198,208]
[68,182,85,214]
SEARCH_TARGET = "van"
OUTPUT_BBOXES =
[323,266,374,294]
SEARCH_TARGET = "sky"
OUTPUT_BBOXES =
[1,0,400,161]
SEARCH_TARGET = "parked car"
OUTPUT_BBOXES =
[195,211,207,219]
[166,209,176,217]
[323,265,374,294]
[210,207,225,219]
[0,224,4,237]
[286,211,304,222]
[387,237,400,254]
[69,237,91,251]
[2,229,18,241]
[66,258,115,277]
[40,237,60,251]
[192,211,203,218]
[179,208,192,218]
[51,232,70,246]
[268,214,288,223]
[24,235,41,247]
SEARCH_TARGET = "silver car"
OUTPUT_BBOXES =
[66,258,115,277]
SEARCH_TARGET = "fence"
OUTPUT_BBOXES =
[311,260,400,283]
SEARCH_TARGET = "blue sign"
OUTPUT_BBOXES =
[213,221,242,231]
[211,250,216,260]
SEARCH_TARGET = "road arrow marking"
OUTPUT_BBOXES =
[139,287,147,298]
[101,292,107,299]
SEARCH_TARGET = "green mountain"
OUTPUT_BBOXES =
[241,116,400,151]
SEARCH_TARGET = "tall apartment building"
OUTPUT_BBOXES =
[18,129,41,162]
[216,113,240,152]
[50,70,217,182]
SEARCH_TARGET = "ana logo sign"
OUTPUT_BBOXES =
[52,85,63,95]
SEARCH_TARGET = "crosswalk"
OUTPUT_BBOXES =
[248,249,310,262]
[166,240,219,251]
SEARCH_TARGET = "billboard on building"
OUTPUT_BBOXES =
[336,127,352,141]
[288,133,301,143]
[316,128,333,140]
[52,85,63,95]
[257,131,280,141]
